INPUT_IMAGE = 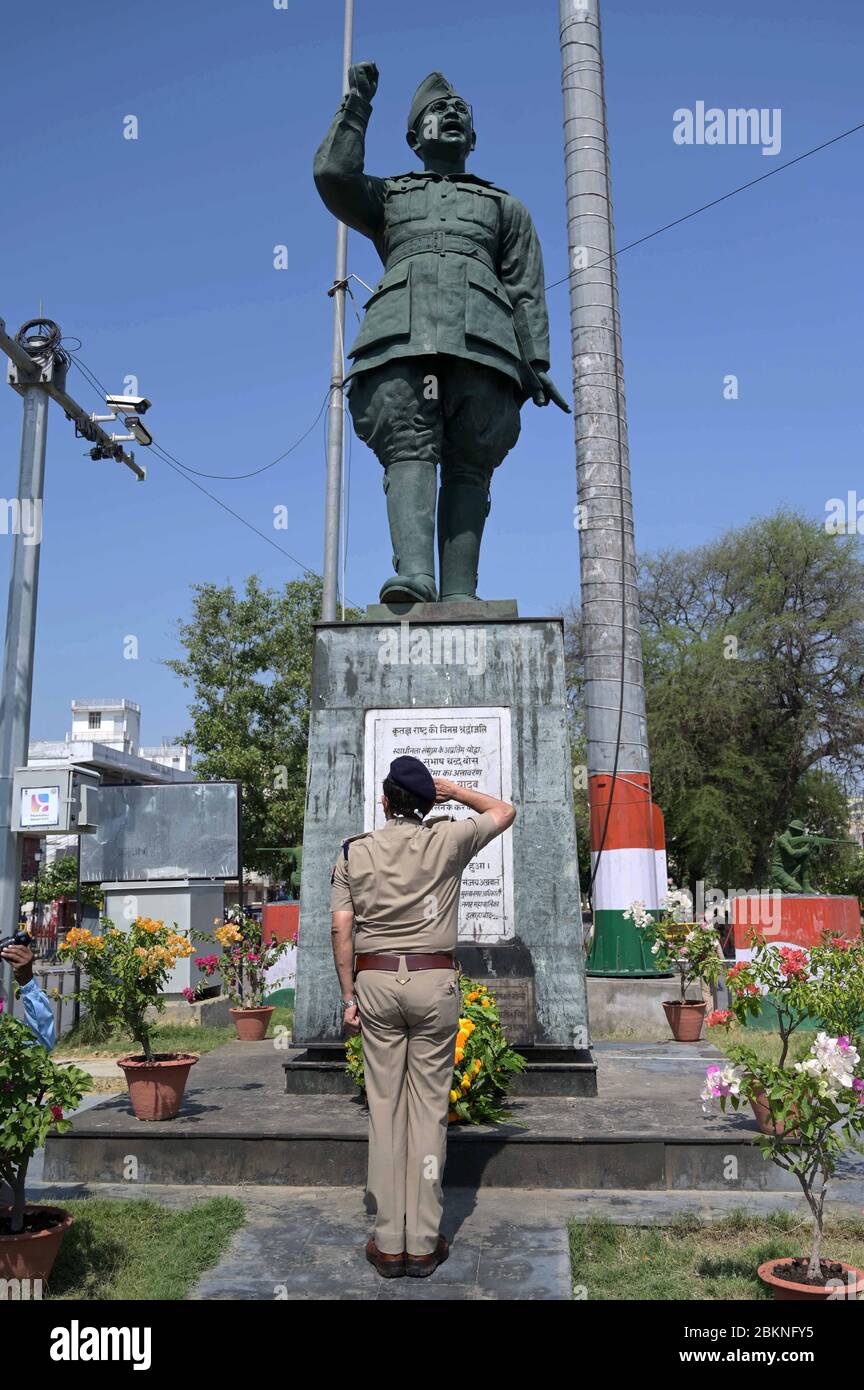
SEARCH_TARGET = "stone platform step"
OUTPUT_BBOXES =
[44,1039,797,1193]
[283,1045,598,1097]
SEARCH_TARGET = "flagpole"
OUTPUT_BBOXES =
[558,0,666,973]
[321,0,355,622]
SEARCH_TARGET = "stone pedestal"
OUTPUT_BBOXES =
[732,893,861,958]
[292,603,593,1087]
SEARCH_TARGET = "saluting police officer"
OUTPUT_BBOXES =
[330,755,515,1278]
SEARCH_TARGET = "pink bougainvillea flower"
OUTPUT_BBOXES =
[778,946,809,980]
[182,987,195,1003]
[706,1009,733,1027]
[50,1104,63,1121]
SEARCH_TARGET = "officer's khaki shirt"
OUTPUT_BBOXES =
[330,811,500,954]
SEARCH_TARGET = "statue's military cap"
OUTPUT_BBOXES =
[407,72,466,132]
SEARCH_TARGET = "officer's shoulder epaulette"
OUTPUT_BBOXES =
[423,814,456,827]
[330,831,373,883]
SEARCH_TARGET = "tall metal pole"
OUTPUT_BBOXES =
[321,0,355,622]
[0,380,49,1009]
[559,0,666,974]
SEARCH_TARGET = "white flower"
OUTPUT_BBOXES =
[701,1063,745,1103]
[624,899,652,930]
[795,1034,860,1094]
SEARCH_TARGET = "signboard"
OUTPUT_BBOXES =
[80,781,240,883]
[364,707,514,944]
[19,785,61,829]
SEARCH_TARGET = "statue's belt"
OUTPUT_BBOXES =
[385,231,495,275]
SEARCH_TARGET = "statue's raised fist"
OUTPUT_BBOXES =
[348,61,379,103]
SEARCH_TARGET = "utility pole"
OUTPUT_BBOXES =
[0,316,142,1013]
[321,0,356,622]
[558,0,667,974]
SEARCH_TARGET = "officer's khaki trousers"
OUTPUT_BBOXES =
[355,963,460,1255]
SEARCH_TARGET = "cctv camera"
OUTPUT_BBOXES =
[105,393,152,414]
[124,415,153,447]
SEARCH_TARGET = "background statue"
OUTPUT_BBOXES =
[314,62,569,605]
[768,819,848,893]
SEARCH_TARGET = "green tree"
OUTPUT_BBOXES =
[166,573,353,876]
[21,853,101,908]
[565,511,864,891]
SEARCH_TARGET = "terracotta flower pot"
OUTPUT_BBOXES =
[0,1204,73,1282]
[749,1089,800,1137]
[117,1053,198,1121]
[230,1005,274,1041]
[662,999,707,1042]
[757,1257,864,1301]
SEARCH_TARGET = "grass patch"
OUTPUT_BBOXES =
[57,1006,294,1059]
[47,1197,245,1300]
[568,1210,864,1300]
[710,1023,812,1067]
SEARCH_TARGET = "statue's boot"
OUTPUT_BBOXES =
[379,460,438,604]
[437,479,490,602]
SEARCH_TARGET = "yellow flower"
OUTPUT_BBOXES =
[136,917,164,935]
[455,1048,465,1063]
[473,1058,482,1074]
[449,1089,459,1103]
[481,998,491,1008]
[467,991,479,1002]
[448,1110,459,1124]
[458,1017,471,1032]
[461,1072,471,1090]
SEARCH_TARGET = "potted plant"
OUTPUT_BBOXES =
[625,894,724,1041]
[192,908,291,1041]
[345,976,526,1123]
[0,1010,91,1281]
[60,919,197,1120]
[715,931,864,1131]
[702,1031,864,1299]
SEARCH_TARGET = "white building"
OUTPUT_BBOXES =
[27,698,193,864]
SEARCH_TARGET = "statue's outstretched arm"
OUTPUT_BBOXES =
[313,61,386,241]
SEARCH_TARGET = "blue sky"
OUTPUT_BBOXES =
[1,0,861,745]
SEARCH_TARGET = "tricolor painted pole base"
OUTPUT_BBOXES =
[587,773,671,976]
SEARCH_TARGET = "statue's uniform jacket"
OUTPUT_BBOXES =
[313,91,552,399]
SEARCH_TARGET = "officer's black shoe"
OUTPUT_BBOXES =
[365,1237,406,1278]
[379,573,437,604]
[406,1235,449,1278]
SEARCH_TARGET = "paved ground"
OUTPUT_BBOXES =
[23,1039,864,1298]
[17,1178,864,1301]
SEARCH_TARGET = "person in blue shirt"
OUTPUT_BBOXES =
[1,938,56,1050]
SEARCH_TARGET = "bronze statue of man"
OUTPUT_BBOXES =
[314,62,569,605]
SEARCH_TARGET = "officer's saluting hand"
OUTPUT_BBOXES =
[432,777,517,834]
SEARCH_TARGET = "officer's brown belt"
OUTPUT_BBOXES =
[355,952,456,973]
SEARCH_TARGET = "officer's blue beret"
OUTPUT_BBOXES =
[388,755,436,805]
